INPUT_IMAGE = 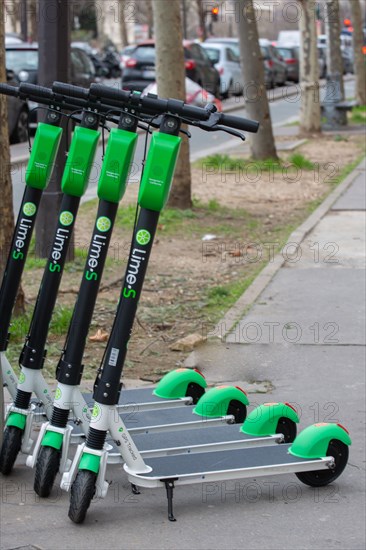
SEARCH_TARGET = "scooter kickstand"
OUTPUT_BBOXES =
[165,479,177,522]
[131,483,140,495]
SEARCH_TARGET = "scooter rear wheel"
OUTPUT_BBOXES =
[276,417,297,443]
[0,426,22,475]
[34,446,61,497]
[295,439,349,487]
[69,469,97,524]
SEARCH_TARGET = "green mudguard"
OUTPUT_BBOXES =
[241,402,299,436]
[153,368,207,400]
[289,423,351,459]
[193,385,249,418]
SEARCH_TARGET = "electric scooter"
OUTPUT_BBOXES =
[55,85,350,525]
[0,84,102,475]
[0,83,64,399]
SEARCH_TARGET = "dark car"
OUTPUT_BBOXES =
[121,40,220,96]
[5,69,29,144]
[5,43,96,129]
[259,39,287,88]
[275,45,299,83]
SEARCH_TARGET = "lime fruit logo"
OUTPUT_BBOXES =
[55,388,62,400]
[91,403,101,419]
[19,372,25,384]
[23,202,37,217]
[59,211,74,226]
[136,229,151,246]
[96,216,112,233]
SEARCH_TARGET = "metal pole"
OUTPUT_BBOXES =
[36,0,71,259]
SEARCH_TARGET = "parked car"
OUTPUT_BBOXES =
[259,39,287,88]
[201,42,244,98]
[277,30,301,47]
[5,68,29,144]
[71,41,108,78]
[205,37,288,89]
[5,43,96,129]
[142,77,223,111]
[120,45,136,70]
[275,45,299,83]
[121,40,220,96]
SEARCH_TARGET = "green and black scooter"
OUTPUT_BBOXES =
[0,83,102,475]
[0,83,64,399]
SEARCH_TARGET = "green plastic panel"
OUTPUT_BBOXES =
[41,430,63,450]
[6,412,26,430]
[153,368,207,399]
[289,423,352,459]
[79,452,101,474]
[98,128,138,203]
[25,123,63,190]
[241,402,300,436]
[193,385,249,418]
[61,126,100,197]
[138,132,181,212]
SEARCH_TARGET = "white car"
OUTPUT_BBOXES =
[201,42,243,98]
[142,78,223,111]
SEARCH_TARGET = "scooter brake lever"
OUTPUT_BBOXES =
[214,125,246,141]
[179,128,191,138]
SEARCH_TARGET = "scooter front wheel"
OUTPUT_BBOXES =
[34,446,61,497]
[69,469,97,524]
[0,426,23,475]
[295,439,349,487]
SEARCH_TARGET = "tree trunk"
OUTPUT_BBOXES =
[350,0,366,105]
[299,0,321,134]
[196,0,207,41]
[5,1,19,34]
[118,0,129,47]
[0,2,25,315]
[237,0,278,160]
[28,0,38,43]
[153,0,192,209]
[147,0,153,39]
[325,0,345,98]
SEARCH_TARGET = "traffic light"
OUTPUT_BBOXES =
[344,18,351,28]
[211,6,219,22]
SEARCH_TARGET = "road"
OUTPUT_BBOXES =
[11,79,355,213]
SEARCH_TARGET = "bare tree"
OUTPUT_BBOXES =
[196,0,207,41]
[349,0,366,105]
[28,0,38,42]
[325,0,345,98]
[299,0,321,134]
[4,0,19,34]
[118,0,129,46]
[153,0,192,208]
[237,0,277,160]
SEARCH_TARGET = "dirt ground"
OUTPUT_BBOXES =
[11,133,365,384]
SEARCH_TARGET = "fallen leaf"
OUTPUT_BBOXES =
[89,329,109,342]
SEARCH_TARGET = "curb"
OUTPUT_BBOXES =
[202,156,366,341]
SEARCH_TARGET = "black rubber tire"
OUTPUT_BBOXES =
[186,382,205,405]
[69,470,97,524]
[0,426,23,475]
[10,108,29,144]
[227,399,247,424]
[295,439,349,487]
[34,446,61,498]
[276,417,297,443]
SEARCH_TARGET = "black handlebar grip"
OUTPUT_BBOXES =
[52,81,89,100]
[219,113,259,133]
[0,83,19,97]
[19,83,53,100]
[90,83,130,104]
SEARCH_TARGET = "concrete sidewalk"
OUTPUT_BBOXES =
[0,161,365,549]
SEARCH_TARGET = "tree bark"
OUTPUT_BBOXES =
[118,0,129,47]
[0,2,25,314]
[325,0,345,98]
[299,0,321,134]
[196,0,207,41]
[28,0,38,43]
[350,0,366,105]
[147,0,153,39]
[237,0,278,160]
[153,0,192,208]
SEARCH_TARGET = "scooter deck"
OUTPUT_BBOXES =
[83,387,191,411]
[133,424,281,456]
[120,406,233,434]
[126,444,331,487]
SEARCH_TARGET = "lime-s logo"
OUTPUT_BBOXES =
[55,388,62,400]
[23,202,37,217]
[123,288,136,299]
[85,271,98,281]
[96,216,112,233]
[59,211,74,227]
[49,262,61,272]
[13,250,24,260]
[19,372,25,384]
[136,229,151,246]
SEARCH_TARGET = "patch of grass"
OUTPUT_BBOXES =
[288,152,315,170]
[8,304,73,344]
[196,153,316,174]
[349,105,366,125]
